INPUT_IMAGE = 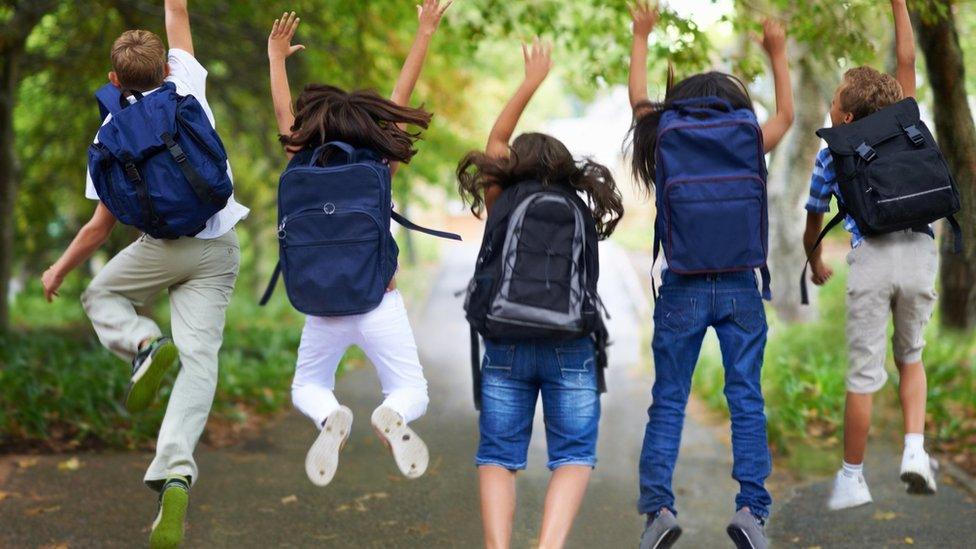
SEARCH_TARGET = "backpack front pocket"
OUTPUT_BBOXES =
[663,176,766,273]
[280,209,386,316]
[859,148,959,230]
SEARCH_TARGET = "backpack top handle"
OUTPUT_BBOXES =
[670,95,736,116]
[311,141,359,166]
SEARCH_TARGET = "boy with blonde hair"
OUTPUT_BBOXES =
[41,1,247,545]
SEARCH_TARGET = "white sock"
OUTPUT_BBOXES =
[842,461,864,478]
[905,433,925,453]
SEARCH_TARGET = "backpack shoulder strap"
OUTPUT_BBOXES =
[800,207,847,305]
[470,325,482,410]
[390,210,462,241]
[259,261,282,306]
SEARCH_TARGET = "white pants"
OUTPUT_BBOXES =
[292,290,429,427]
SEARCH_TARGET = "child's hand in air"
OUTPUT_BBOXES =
[522,37,553,86]
[810,259,834,286]
[41,266,64,302]
[268,11,305,61]
[417,0,453,37]
[630,1,659,37]
[759,18,787,58]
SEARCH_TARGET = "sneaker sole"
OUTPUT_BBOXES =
[305,406,353,487]
[727,525,756,549]
[900,471,936,495]
[126,342,179,414]
[149,485,188,549]
[650,527,682,549]
[371,406,428,479]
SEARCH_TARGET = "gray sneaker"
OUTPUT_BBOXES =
[639,509,682,549]
[726,508,768,549]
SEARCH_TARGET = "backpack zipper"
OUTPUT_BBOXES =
[876,185,952,204]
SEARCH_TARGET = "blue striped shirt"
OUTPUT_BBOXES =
[805,147,865,248]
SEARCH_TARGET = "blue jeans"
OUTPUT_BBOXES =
[638,270,772,518]
[477,337,600,471]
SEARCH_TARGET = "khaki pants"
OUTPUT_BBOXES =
[82,230,240,489]
[845,230,938,394]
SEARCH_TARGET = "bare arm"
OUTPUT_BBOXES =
[388,0,452,176]
[803,211,833,285]
[628,2,658,118]
[486,39,553,159]
[891,0,916,98]
[268,12,305,160]
[758,19,794,153]
[41,203,117,302]
[164,0,194,55]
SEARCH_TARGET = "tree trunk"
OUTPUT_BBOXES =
[766,56,832,322]
[0,50,20,334]
[914,3,976,330]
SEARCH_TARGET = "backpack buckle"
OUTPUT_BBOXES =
[903,124,925,146]
[168,142,187,163]
[855,142,877,163]
[124,162,142,183]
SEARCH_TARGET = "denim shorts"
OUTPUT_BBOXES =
[476,337,600,471]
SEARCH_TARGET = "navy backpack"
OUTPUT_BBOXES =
[259,141,461,317]
[653,96,771,299]
[88,82,233,239]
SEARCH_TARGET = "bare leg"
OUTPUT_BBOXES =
[896,361,926,435]
[479,465,517,549]
[538,465,592,549]
[843,392,873,464]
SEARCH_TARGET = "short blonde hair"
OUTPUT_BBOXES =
[839,66,904,121]
[111,30,166,91]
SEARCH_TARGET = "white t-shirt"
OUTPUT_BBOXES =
[86,48,249,239]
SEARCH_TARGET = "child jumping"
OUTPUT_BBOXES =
[803,0,942,511]
[41,1,247,546]
[627,3,793,548]
[265,1,452,487]
[458,39,624,549]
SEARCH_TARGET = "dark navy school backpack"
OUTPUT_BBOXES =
[259,141,461,317]
[653,96,771,299]
[88,82,233,239]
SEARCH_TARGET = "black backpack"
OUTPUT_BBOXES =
[464,181,608,409]
[801,98,962,304]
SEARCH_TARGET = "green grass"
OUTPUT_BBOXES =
[692,263,976,476]
[1,233,440,451]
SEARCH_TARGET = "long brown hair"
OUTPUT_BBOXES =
[281,84,433,162]
[457,132,624,238]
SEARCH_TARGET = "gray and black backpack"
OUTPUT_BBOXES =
[464,181,608,409]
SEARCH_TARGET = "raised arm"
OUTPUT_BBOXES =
[758,19,794,153]
[891,0,916,98]
[164,0,193,55]
[390,0,452,106]
[629,2,658,118]
[267,12,305,159]
[486,39,553,158]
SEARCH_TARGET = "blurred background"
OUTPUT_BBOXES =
[0,0,974,546]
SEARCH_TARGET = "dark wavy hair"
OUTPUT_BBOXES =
[456,132,624,239]
[628,71,754,192]
[281,84,432,162]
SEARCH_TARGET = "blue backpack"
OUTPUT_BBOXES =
[259,141,461,317]
[653,96,771,299]
[88,82,233,239]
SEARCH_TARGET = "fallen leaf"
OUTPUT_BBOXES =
[0,491,20,502]
[57,457,81,472]
[872,510,897,521]
[16,458,38,469]
[39,543,69,549]
[280,495,298,505]
[25,505,61,516]
[905,538,914,545]
[790,538,800,543]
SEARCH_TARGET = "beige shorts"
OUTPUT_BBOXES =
[845,230,938,394]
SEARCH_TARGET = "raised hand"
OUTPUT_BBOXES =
[522,37,553,86]
[268,11,304,61]
[417,0,453,36]
[759,18,787,58]
[630,1,659,37]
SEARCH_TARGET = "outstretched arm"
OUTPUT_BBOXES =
[164,0,193,55]
[268,12,305,159]
[891,0,916,98]
[486,39,553,158]
[41,203,117,302]
[628,1,658,118]
[758,19,794,153]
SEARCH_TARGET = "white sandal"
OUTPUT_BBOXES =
[370,405,429,479]
[305,406,353,487]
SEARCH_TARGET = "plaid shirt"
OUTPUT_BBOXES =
[805,147,865,248]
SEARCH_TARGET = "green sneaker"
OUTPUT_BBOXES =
[126,337,179,413]
[149,476,189,549]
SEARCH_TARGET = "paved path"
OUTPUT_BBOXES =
[3,243,974,547]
